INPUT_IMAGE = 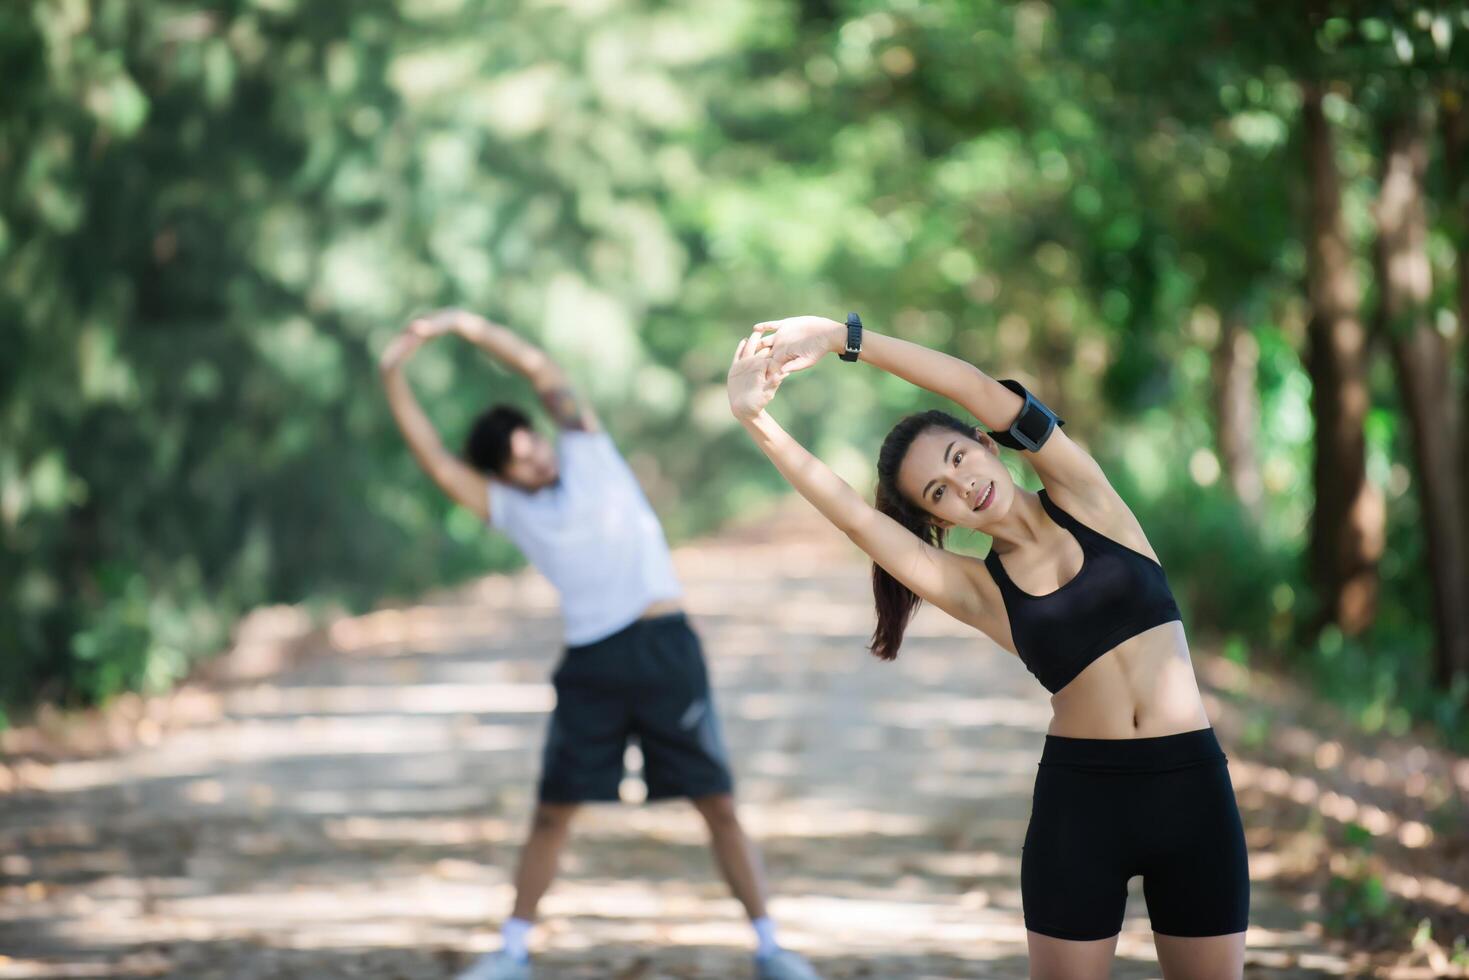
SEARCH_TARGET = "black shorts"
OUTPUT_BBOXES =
[1021,727,1250,941]
[539,613,734,804]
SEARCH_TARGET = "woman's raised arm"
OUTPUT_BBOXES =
[755,315,1109,497]
[728,335,990,631]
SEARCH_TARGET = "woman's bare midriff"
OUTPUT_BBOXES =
[1045,621,1211,739]
[640,598,684,619]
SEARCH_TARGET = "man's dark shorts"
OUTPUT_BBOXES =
[539,613,734,803]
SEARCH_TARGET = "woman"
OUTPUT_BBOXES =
[726,315,1249,980]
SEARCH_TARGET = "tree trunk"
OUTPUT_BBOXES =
[1376,104,1469,688]
[1443,90,1469,624]
[1301,82,1383,636]
[1212,310,1263,518]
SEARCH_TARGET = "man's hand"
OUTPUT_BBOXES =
[379,330,427,375]
[382,309,475,375]
[408,308,484,339]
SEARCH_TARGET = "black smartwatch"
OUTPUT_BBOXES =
[840,312,863,362]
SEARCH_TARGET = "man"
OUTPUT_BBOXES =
[379,308,821,980]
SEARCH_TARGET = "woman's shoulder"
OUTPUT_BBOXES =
[1041,482,1161,564]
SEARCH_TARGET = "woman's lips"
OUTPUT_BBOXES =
[973,480,995,511]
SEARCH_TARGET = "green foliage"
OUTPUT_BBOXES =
[1323,821,1411,942]
[1325,867,1400,936]
[1,0,1462,740]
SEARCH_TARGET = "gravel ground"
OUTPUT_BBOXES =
[3,509,1460,979]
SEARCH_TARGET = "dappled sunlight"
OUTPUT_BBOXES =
[0,526,1436,977]
[869,694,1053,732]
[323,815,520,848]
[1231,760,1439,849]
[0,961,168,979]
[327,606,522,656]
[32,715,533,796]
[1202,646,1469,975]
[1241,947,1353,974]
[223,682,554,718]
[150,882,509,931]
[1380,869,1469,914]
[9,0,1468,975]
[758,892,1031,947]
[286,784,495,817]
[720,801,932,841]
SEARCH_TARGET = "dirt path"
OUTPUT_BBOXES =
[1,511,1464,978]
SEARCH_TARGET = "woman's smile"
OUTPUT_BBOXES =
[973,480,995,512]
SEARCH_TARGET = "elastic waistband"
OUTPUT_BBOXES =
[1038,727,1225,773]
[566,611,689,653]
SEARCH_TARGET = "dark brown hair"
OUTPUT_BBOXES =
[870,409,979,661]
[464,404,531,475]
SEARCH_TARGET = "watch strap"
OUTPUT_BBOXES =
[840,312,863,362]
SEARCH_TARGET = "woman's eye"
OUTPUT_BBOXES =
[954,451,964,464]
[934,487,945,501]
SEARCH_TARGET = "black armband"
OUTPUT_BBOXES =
[988,379,1064,452]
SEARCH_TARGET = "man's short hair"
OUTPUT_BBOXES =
[464,404,532,475]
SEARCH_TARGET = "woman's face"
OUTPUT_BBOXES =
[896,427,1013,530]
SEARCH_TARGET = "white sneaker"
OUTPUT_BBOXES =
[456,951,533,980]
[756,949,822,980]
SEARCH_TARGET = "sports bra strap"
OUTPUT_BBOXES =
[982,544,1019,595]
[1037,490,1095,547]
[985,490,1086,592]
[1040,489,1164,570]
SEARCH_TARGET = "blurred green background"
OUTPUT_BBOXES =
[3,0,1467,749]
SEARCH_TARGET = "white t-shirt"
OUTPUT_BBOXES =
[488,430,683,646]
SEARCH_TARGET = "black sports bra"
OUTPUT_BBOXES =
[983,490,1182,695]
